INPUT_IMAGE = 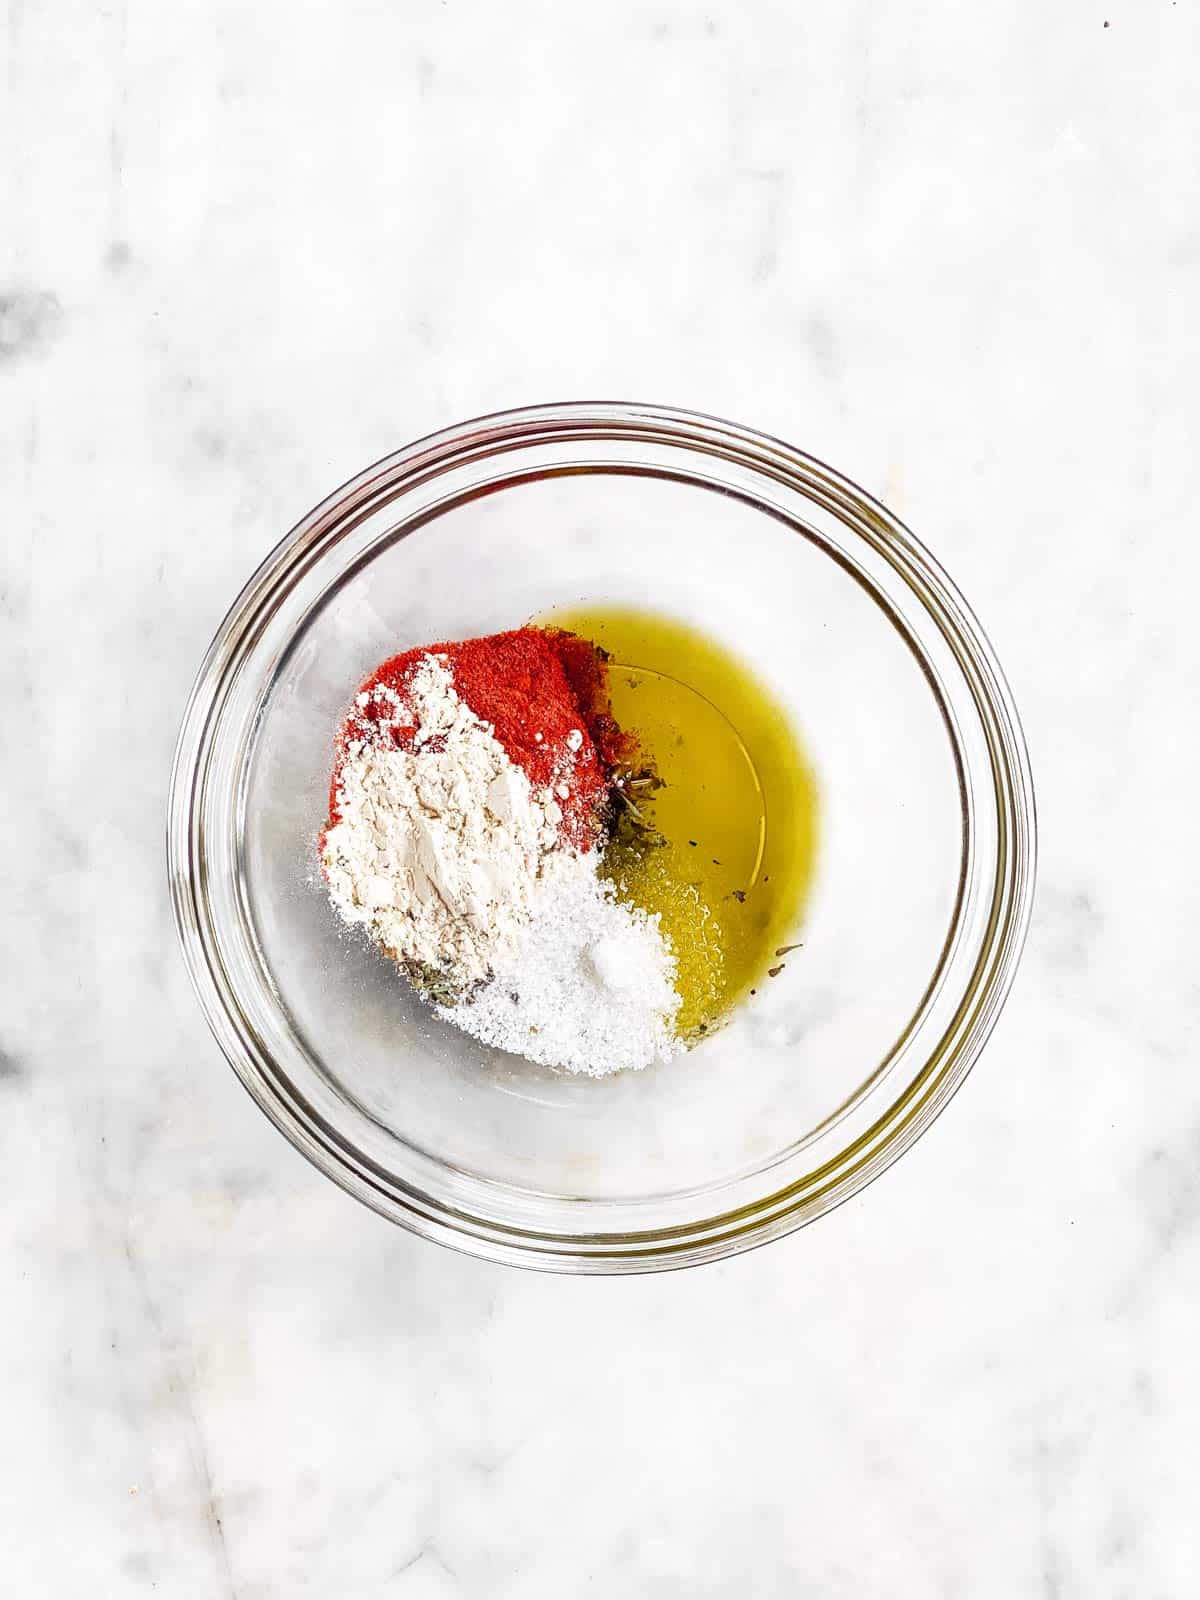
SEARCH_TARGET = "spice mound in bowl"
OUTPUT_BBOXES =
[319,616,816,1075]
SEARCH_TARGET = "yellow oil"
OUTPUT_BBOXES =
[544,605,819,1040]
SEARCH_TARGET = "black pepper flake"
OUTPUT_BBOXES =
[750,988,757,996]
[688,840,697,847]
[731,889,746,903]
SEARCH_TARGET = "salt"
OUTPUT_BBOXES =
[439,852,682,1076]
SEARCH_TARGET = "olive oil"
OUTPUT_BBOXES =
[545,605,819,1039]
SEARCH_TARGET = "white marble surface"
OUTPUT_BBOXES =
[4,1,1199,1593]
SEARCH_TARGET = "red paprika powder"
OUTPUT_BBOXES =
[328,626,627,850]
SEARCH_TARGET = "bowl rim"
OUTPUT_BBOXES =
[168,401,1037,1273]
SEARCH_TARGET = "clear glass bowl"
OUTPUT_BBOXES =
[168,403,1036,1272]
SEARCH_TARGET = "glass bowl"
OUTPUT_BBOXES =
[168,403,1036,1272]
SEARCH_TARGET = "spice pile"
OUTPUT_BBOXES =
[320,627,682,1074]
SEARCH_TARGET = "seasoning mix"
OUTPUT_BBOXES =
[320,615,817,1075]
[320,626,681,1073]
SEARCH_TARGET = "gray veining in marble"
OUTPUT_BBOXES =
[4,1,1199,1594]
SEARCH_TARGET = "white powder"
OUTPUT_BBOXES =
[321,656,558,984]
[438,851,682,1076]
[322,649,683,1074]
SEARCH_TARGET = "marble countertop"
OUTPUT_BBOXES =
[5,2,1198,1593]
